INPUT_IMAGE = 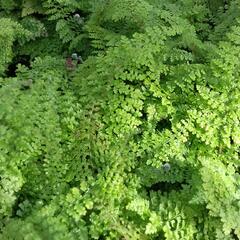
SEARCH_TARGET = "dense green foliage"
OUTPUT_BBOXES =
[0,0,240,239]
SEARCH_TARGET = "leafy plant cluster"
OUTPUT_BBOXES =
[0,0,240,239]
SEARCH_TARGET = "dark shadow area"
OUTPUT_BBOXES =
[124,79,139,86]
[231,230,239,240]
[11,192,35,218]
[6,55,31,77]
[28,13,46,20]
[156,118,171,132]
[141,110,148,121]
[145,180,186,197]
[102,19,142,37]
[148,181,185,192]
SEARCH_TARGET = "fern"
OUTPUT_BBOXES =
[0,0,240,239]
[0,18,29,76]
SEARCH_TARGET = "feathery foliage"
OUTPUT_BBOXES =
[0,0,240,239]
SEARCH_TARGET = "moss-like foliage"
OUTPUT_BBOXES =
[0,0,240,239]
